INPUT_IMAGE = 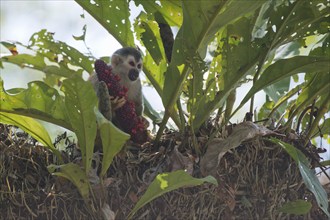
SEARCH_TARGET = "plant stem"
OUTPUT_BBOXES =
[177,99,186,133]
[155,65,191,143]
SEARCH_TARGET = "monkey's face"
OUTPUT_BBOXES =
[112,54,143,83]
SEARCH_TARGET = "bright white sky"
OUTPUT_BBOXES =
[0,1,165,109]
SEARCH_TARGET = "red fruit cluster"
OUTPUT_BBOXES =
[94,60,127,98]
[94,59,147,144]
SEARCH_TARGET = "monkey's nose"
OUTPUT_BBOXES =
[128,69,139,81]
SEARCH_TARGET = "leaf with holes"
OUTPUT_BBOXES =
[28,29,94,74]
[75,0,134,47]
[0,79,70,129]
[161,0,266,131]
[61,78,97,174]
[134,0,183,26]
[0,53,75,78]
[191,17,262,129]
[134,12,165,65]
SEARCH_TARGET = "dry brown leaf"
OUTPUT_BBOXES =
[200,121,282,176]
[169,146,194,175]
[129,191,139,203]
[101,203,115,220]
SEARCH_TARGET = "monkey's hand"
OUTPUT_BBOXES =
[97,81,112,121]
[110,96,126,111]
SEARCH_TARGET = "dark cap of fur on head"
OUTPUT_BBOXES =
[114,47,142,62]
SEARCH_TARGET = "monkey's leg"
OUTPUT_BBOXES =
[98,81,112,121]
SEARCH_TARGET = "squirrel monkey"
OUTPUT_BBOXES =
[89,47,144,121]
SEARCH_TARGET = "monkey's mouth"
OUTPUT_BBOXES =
[128,69,139,81]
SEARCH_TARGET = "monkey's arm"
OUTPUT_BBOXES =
[97,81,113,121]
[89,73,112,121]
[135,102,143,117]
[89,73,127,121]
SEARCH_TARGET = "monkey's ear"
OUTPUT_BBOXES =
[111,54,123,66]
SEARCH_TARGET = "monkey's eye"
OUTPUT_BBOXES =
[129,61,135,67]
[137,64,142,69]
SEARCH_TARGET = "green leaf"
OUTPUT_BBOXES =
[162,0,266,106]
[143,52,167,97]
[135,12,165,65]
[95,111,130,177]
[1,30,94,79]
[266,0,330,47]
[268,82,306,118]
[238,56,330,113]
[133,12,167,98]
[134,0,183,26]
[48,163,90,199]
[295,73,330,107]
[61,78,97,174]
[180,0,266,60]
[0,79,70,129]
[270,138,330,218]
[74,0,134,47]
[128,170,217,219]
[286,73,330,129]
[162,64,182,108]
[0,112,62,161]
[278,200,312,215]
[192,17,261,129]
[263,76,290,108]
[28,30,94,74]
[319,118,330,136]
[319,160,330,167]
[0,53,74,78]
[73,25,87,41]
[143,95,162,124]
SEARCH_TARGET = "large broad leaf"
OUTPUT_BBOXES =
[134,12,166,65]
[237,56,330,113]
[75,0,134,47]
[253,0,329,48]
[1,30,94,79]
[161,0,266,132]
[268,82,307,118]
[134,12,167,97]
[0,112,62,161]
[295,72,330,107]
[95,111,130,176]
[191,17,261,129]
[28,29,94,74]
[270,138,330,218]
[0,79,70,129]
[134,0,183,26]
[61,78,97,174]
[128,170,218,219]
[263,77,290,113]
[269,0,329,47]
[48,163,90,200]
[0,53,74,78]
[180,0,266,60]
[286,73,330,128]
[319,118,330,136]
[306,93,330,140]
